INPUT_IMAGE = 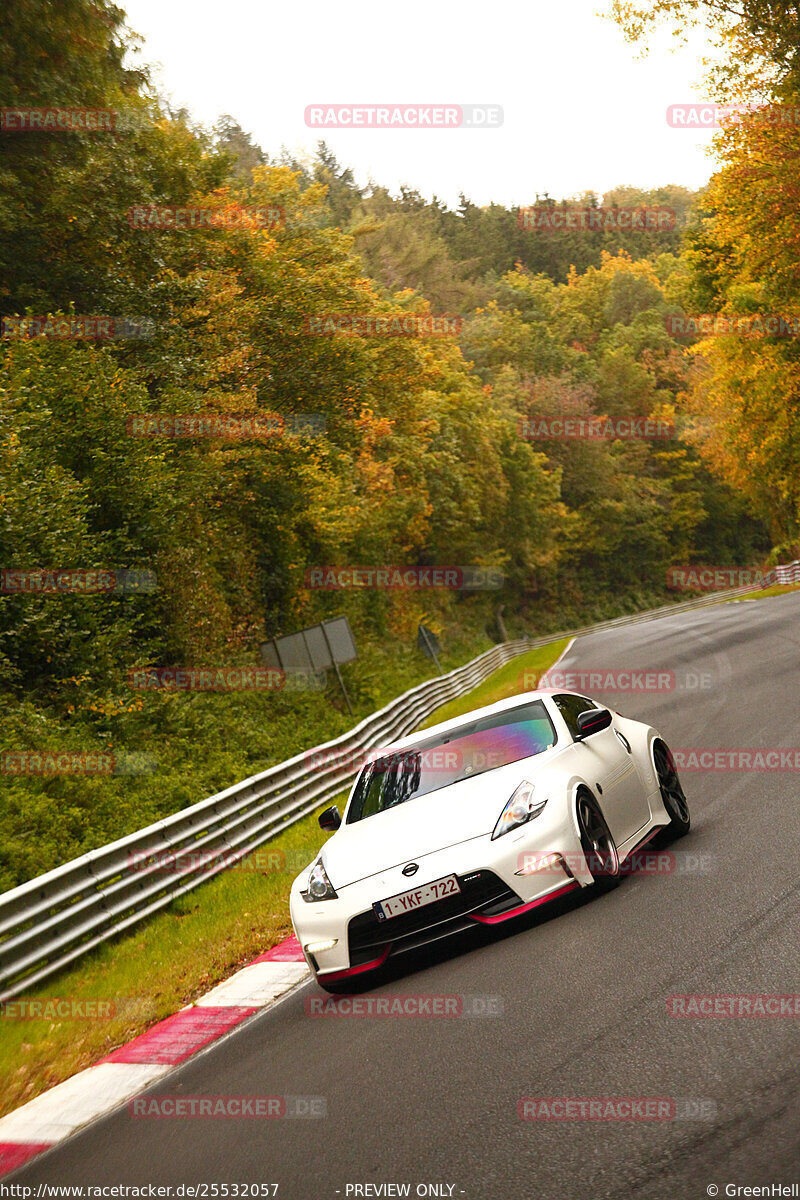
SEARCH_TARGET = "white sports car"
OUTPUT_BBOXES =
[290,689,690,992]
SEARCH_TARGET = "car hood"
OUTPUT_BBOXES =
[318,759,543,888]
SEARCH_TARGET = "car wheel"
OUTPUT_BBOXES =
[576,788,620,890]
[653,739,691,837]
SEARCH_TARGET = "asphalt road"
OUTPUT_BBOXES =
[15,593,800,1199]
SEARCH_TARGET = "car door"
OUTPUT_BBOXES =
[552,695,650,844]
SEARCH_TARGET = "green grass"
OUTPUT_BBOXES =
[724,582,800,601]
[417,640,570,729]
[0,635,567,1118]
[0,804,336,1118]
[0,617,499,894]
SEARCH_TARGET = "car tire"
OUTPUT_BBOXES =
[576,788,621,891]
[653,739,691,838]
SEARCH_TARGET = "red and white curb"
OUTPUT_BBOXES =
[0,936,310,1178]
[0,643,579,1177]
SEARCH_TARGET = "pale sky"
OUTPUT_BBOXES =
[121,0,722,208]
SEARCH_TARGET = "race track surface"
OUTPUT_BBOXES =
[14,593,800,1198]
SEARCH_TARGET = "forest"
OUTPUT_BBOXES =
[0,0,796,888]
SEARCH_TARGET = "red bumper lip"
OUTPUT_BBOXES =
[318,869,589,978]
[315,825,668,981]
[470,879,579,924]
[317,943,393,984]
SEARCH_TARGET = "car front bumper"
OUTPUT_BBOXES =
[290,803,592,982]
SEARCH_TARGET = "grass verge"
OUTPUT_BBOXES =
[418,639,570,729]
[723,582,800,601]
[0,638,567,1118]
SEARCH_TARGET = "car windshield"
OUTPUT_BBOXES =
[346,700,556,823]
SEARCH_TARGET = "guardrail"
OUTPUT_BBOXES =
[0,582,763,1001]
[763,560,800,586]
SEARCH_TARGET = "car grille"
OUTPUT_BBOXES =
[347,870,521,966]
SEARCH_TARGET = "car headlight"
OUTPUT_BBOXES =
[491,780,548,840]
[302,858,338,902]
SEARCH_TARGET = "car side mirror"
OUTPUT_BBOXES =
[575,708,612,740]
[318,804,342,831]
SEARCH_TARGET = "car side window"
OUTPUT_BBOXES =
[553,694,599,740]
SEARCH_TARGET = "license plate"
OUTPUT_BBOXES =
[373,873,461,922]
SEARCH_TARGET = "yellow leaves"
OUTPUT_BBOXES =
[356,457,395,493]
[356,412,394,442]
